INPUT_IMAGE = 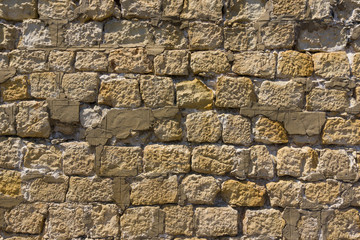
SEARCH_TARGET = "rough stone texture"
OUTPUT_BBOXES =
[303,180,343,207]
[9,50,48,73]
[109,48,152,74]
[38,0,77,20]
[272,0,307,19]
[75,51,108,72]
[221,180,266,207]
[306,88,349,112]
[248,145,275,179]
[48,50,74,72]
[29,72,60,99]
[153,22,188,49]
[266,180,302,208]
[325,209,360,240]
[181,0,223,21]
[225,0,267,23]
[260,22,295,49]
[188,22,223,50]
[176,78,213,109]
[164,205,193,236]
[224,24,257,51]
[180,174,220,205]
[0,104,16,136]
[313,52,350,78]
[353,53,360,78]
[185,111,222,143]
[140,75,175,108]
[254,117,288,144]
[89,204,119,238]
[277,51,314,78]
[0,138,23,169]
[322,118,360,145]
[120,0,161,19]
[81,0,115,21]
[154,50,189,76]
[67,177,114,202]
[0,23,17,50]
[61,142,95,176]
[25,176,68,202]
[220,114,252,145]
[19,20,52,48]
[0,170,22,198]
[0,0,36,21]
[47,99,80,123]
[153,119,183,142]
[232,52,276,79]
[1,75,30,101]
[62,72,99,103]
[63,22,102,47]
[191,51,231,76]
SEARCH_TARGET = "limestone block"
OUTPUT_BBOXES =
[277,51,314,78]
[29,72,60,99]
[0,104,16,136]
[67,177,114,202]
[1,75,30,101]
[232,52,276,79]
[48,50,74,72]
[0,138,22,169]
[61,142,95,176]
[80,0,115,21]
[164,205,193,236]
[306,88,349,112]
[20,20,52,48]
[352,53,360,78]
[63,22,102,47]
[62,72,99,103]
[260,22,295,49]
[154,119,183,142]
[313,52,350,78]
[154,50,189,76]
[47,99,80,123]
[248,145,275,179]
[0,23,18,49]
[188,22,223,50]
[89,204,119,238]
[9,50,48,73]
[0,0,36,21]
[181,0,223,21]
[254,117,288,144]
[266,180,303,208]
[162,0,183,17]
[220,114,252,145]
[108,48,152,74]
[25,176,68,202]
[325,209,360,240]
[153,22,188,49]
[176,78,213,109]
[271,0,307,19]
[225,0,267,23]
[120,0,161,18]
[185,111,222,143]
[0,170,22,200]
[38,0,78,20]
[308,0,334,19]
[224,24,257,51]
[140,75,175,108]
[322,118,360,145]
[191,51,230,76]
[75,51,107,72]
[24,142,61,171]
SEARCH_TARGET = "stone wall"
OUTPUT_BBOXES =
[1,0,360,239]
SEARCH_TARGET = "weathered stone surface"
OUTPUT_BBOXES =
[224,24,257,51]
[181,0,223,21]
[153,22,188,49]
[191,51,230,76]
[313,52,350,78]
[162,0,183,17]
[0,23,17,50]
[29,72,60,99]
[303,180,341,206]
[154,50,189,76]
[67,177,114,202]
[109,48,152,74]
[140,75,174,108]
[352,183,360,207]
[353,53,360,78]
[0,0,36,21]
[176,78,213,109]
[221,180,266,207]
[195,207,238,237]
[25,176,68,202]
[0,170,21,198]
[325,209,360,240]
[308,0,334,19]
[63,22,102,47]
[5,203,47,234]
[164,205,193,236]
[61,142,95,176]
[38,0,77,20]
[75,51,107,72]
[104,20,150,46]
[47,99,80,123]
[80,0,115,21]
[322,118,360,145]
[0,138,22,169]
[225,0,267,23]
[266,180,302,208]
[16,101,51,138]
[130,176,178,205]
[185,111,222,143]
[260,22,295,49]
[307,88,349,112]
[154,119,183,142]
[254,117,288,144]
[98,77,141,108]
[1,75,30,101]
[89,204,119,238]
[48,50,74,72]
[215,76,255,108]
[232,52,276,79]
[9,50,48,73]
[243,209,285,237]
[0,104,16,136]
[62,72,99,103]
[120,206,164,239]
[120,0,160,18]
[24,142,61,171]
[248,145,275,179]
[99,146,142,177]
[220,114,252,145]
[180,174,220,205]
[272,0,307,19]
[258,80,304,109]
[19,20,52,48]
[277,51,314,78]
[143,145,190,175]
[188,22,223,50]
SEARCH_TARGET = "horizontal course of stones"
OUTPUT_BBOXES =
[2,0,360,240]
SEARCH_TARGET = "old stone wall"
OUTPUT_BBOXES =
[1,0,360,239]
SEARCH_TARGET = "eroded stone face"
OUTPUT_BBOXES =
[38,0,78,20]
[181,0,223,21]
[233,52,276,79]
[154,50,189,76]
[75,51,108,72]
[248,145,275,180]
[63,22,102,47]
[224,24,257,51]
[185,111,222,143]
[24,176,68,202]
[140,75,175,108]
[191,51,231,76]
[176,78,213,109]
[313,52,350,78]
[29,72,60,99]
[220,114,252,145]
[266,180,303,208]
[0,0,37,21]
[226,0,267,23]
[277,51,314,78]
[62,72,99,103]
[164,205,193,236]
[243,209,285,237]
[254,117,288,144]
[306,88,349,112]
[154,119,183,142]
[0,105,16,136]
[61,142,95,176]
[188,22,223,50]
[109,48,152,74]
[67,177,114,202]
[322,118,360,145]
[9,50,48,73]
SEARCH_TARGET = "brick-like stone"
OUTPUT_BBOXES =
[191,51,230,76]
[9,50,48,73]
[266,180,302,208]
[153,21,188,49]
[260,22,295,49]
[181,0,223,21]
[308,0,334,19]
[108,48,152,74]
[61,142,95,176]
[0,0,36,21]
[38,0,78,20]
[254,117,288,144]
[215,76,255,108]
[48,50,74,72]
[20,19,52,48]
[303,180,345,208]
[1,75,30,101]
[277,51,314,78]
[220,114,252,145]
[195,207,238,237]
[306,88,349,112]
[325,209,360,240]
[272,0,307,19]
[0,23,17,50]
[176,78,213,109]
[0,138,23,169]
[164,205,193,236]
[143,144,190,175]
[98,77,141,108]
[232,52,276,79]
[75,51,107,72]
[185,111,222,143]
[181,174,220,205]
[63,22,102,47]
[16,101,51,138]
[130,176,178,205]
[154,119,183,142]
[162,0,183,17]
[221,180,266,207]
[62,72,99,103]
[154,50,189,76]
[0,105,16,136]
[224,24,257,51]
[0,170,21,198]
[225,0,267,23]
[322,118,360,145]
[47,99,80,123]
[89,204,119,238]
[248,145,275,179]
[120,0,160,18]
[25,176,68,202]
[188,22,223,50]
[313,52,350,78]
[29,72,60,99]
[243,209,285,237]
[82,0,115,21]
[140,75,174,108]
[67,177,114,202]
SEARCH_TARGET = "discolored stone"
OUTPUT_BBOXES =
[164,205,193,236]
[308,0,334,19]
[243,209,285,237]
[191,51,230,76]
[232,52,276,79]
[109,48,152,74]
[154,50,189,76]
[9,50,48,73]
[0,138,22,169]
[224,24,257,51]
[248,145,275,179]
[0,104,16,136]
[80,0,115,21]
[176,78,213,109]
[47,99,80,123]
[325,209,360,240]
[188,22,223,50]
[185,111,222,143]
[62,72,99,103]
[0,23,17,50]
[225,0,267,23]
[277,51,314,78]
[24,142,61,171]
[48,50,74,72]
[254,117,288,144]
[266,180,303,208]
[306,88,349,112]
[323,118,360,146]
[19,19,52,48]
[162,0,183,17]
[63,22,102,47]
[140,75,175,108]
[25,176,68,202]
[260,22,295,49]
[154,119,183,142]
[220,114,252,145]
[1,75,30,101]
[67,177,114,202]
[353,53,360,78]
[181,0,223,21]
[272,0,307,19]
[120,0,161,18]
[29,72,60,99]
[0,170,21,197]
[313,52,350,78]
[75,51,108,72]
[0,0,36,21]
[38,0,78,20]
[61,142,95,176]
[153,21,188,49]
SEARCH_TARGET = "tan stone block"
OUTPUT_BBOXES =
[81,0,115,21]
[162,0,183,17]
[307,88,349,112]
[277,51,314,78]
[313,52,350,78]
[176,78,213,109]
[352,53,360,78]
[89,204,119,238]
[154,50,189,76]
[108,48,152,74]
[185,111,222,143]
[0,105,16,136]
[140,75,175,108]
[195,207,238,237]
[120,0,160,18]
[254,117,288,144]
[260,22,295,49]
[61,142,95,176]
[62,72,99,103]
[266,180,302,208]
[16,101,51,138]
[304,180,341,206]
[63,22,102,47]
[248,145,275,179]
[164,205,193,236]
[1,75,30,101]
[38,0,78,20]
[24,142,61,171]
[67,177,114,202]
[25,176,68,202]
[231,150,251,180]
[225,0,267,23]
[0,23,18,50]
[47,99,80,123]
[232,52,276,79]
[29,72,60,99]
[180,174,220,205]
[0,170,21,197]
[75,51,107,72]
[153,22,188,49]
[272,0,307,18]
[98,77,141,108]
[322,118,360,145]
[9,50,48,73]
[191,51,230,76]
[5,203,47,234]
[308,0,334,19]
[0,138,22,169]
[48,50,74,72]
[120,206,164,239]
[99,146,142,177]
[325,209,360,240]
[220,114,252,145]
[189,22,223,50]
[130,176,178,205]
[351,183,360,207]
[0,0,36,21]
[154,119,183,142]
[181,0,223,21]
[19,19,53,48]
[224,24,257,51]
[221,180,266,207]
[243,209,285,237]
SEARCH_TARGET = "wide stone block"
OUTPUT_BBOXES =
[24,176,68,202]
[24,142,61,171]
[29,72,60,99]
[38,0,78,20]
[266,180,303,208]
[62,72,99,103]
[322,118,360,145]
[47,99,80,123]
[224,24,257,51]
[120,0,161,18]
[153,21,188,49]
[20,19,53,48]
[191,51,230,76]
[0,0,36,21]
[1,75,30,101]
[307,88,349,112]
[185,111,222,143]
[9,50,48,73]
[108,48,152,74]
[188,22,223,50]
[259,22,295,49]
[277,51,314,78]
[313,52,350,78]
[67,177,114,202]
[48,50,74,72]
[75,51,108,72]
[63,22,102,47]
[271,0,307,19]
[154,50,189,76]
[181,0,223,21]
[225,0,267,23]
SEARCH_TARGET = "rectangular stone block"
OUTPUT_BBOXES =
[24,142,61,171]
[62,72,99,103]
[154,50,189,76]
[277,50,314,78]
[181,0,223,21]
[108,48,152,74]
[120,0,161,18]
[9,50,48,73]
[190,51,230,76]
[266,180,302,208]
[322,118,360,145]
[63,22,102,47]
[225,0,267,23]
[0,0,36,21]
[47,99,80,123]
[0,104,16,136]
[224,24,257,51]
[75,51,108,72]
[185,111,222,143]
[259,22,295,49]
[164,205,193,236]
[220,114,252,145]
[0,75,30,101]
[29,72,60,99]
[188,22,223,50]
[19,20,53,48]
[48,50,74,72]
[306,88,349,112]
[313,52,350,78]
[0,138,23,169]
[67,177,114,202]
[61,142,95,176]
[153,21,188,49]
[24,176,68,202]
[140,75,175,108]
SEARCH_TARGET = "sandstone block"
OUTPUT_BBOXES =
[260,22,295,49]
[9,50,47,73]
[225,0,267,23]
[189,22,223,50]
[98,77,141,108]
[47,99,80,123]
[181,0,223,21]
[272,0,307,19]
[220,114,252,145]
[80,0,115,21]
[20,19,52,48]
[140,75,175,108]
[16,101,51,138]
[162,0,183,17]
[99,146,142,177]
[0,104,16,136]
[180,174,220,205]
[61,142,95,176]
[325,209,360,240]
[0,170,21,198]
[25,176,68,202]
[38,0,78,20]
[63,22,102,47]
[248,145,275,179]
[0,0,36,21]
[232,52,276,79]
[0,23,17,50]
[191,51,230,76]
[62,72,99,103]
[153,22,188,49]
[308,0,334,19]
[215,76,255,108]
[224,24,257,51]
[1,75,30,101]
[243,209,285,237]
[67,177,114,202]
[29,72,60,99]
[24,142,61,171]
[120,0,160,18]
[303,180,341,206]
[130,176,178,205]
[0,138,22,169]
[313,52,350,78]
[154,119,183,142]
[108,48,152,74]
[266,180,302,208]
[254,117,288,144]
[195,207,238,237]
[154,50,189,76]
[48,50,74,72]
[306,88,349,112]
[221,180,266,207]
[322,118,360,145]
[277,51,314,78]
[89,204,119,238]
[185,111,222,143]
[75,51,107,72]
[164,205,193,236]
[352,53,360,78]
[176,78,213,109]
